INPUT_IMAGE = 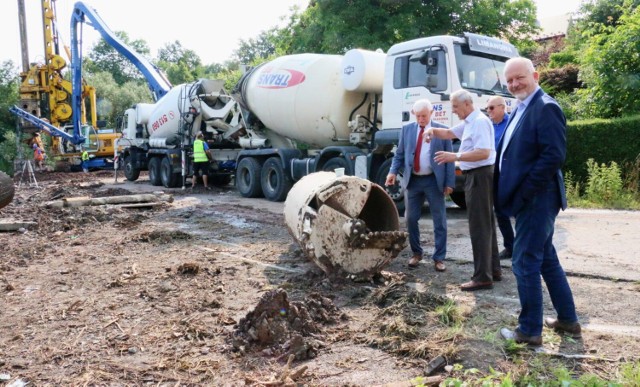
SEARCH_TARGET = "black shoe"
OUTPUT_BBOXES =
[500,327,542,346]
[545,318,582,338]
[499,249,512,260]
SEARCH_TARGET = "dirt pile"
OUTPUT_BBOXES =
[232,288,344,360]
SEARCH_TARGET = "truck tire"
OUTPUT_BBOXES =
[449,192,467,209]
[161,157,180,188]
[322,157,350,174]
[376,158,405,216]
[0,171,15,210]
[148,157,162,186]
[124,155,140,181]
[236,157,264,198]
[261,157,293,202]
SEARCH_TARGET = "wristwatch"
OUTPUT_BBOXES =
[455,152,462,161]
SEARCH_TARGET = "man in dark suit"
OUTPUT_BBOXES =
[496,57,581,346]
[385,99,455,272]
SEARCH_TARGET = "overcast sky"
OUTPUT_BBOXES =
[2,0,583,70]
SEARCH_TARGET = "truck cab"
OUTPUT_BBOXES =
[383,33,517,128]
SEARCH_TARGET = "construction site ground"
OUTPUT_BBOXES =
[1,170,639,386]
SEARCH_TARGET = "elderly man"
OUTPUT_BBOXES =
[487,96,514,259]
[426,90,500,291]
[385,99,455,272]
[496,57,580,346]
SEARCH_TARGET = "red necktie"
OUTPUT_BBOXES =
[414,126,425,173]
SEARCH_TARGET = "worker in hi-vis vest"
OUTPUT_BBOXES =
[81,149,90,173]
[192,132,211,190]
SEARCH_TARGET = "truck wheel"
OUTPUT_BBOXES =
[148,157,162,186]
[161,157,180,188]
[0,171,15,210]
[124,155,140,181]
[322,157,350,174]
[261,157,293,202]
[236,157,264,198]
[376,158,405,216]
[449,192,467,209]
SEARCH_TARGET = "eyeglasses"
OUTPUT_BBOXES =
[486,104,504,111]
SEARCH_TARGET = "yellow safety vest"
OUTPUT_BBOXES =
[81,151,89,161]
[193,139,208,162]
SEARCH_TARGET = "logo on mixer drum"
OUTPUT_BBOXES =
[256,68,306,89]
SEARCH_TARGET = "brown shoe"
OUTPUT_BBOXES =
[434,261,446,272]
[545,318,582,338]
[493,271,502,282]
[460,280,493,291]
[500,327,542,346]
[408,255,422,269]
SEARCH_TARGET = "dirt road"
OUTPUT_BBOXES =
[1,171,638,385]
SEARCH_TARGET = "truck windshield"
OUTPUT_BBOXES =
[454,44,511,96]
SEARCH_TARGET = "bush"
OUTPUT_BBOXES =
[585,159,623,203]
[565,115,640,185]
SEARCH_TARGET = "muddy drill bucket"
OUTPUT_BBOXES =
[0,171,15,210]
[284,171,407,276]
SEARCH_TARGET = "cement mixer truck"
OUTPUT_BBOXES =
[230,32,518,210]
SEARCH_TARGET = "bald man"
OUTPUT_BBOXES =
[496,57,580,346]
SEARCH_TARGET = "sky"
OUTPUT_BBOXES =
[2,0,582,70]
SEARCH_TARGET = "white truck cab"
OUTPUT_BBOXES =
[382,32,518,130]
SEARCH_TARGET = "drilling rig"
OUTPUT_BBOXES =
[14,0,117,170]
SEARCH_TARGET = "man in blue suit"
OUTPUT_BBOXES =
[385,99,455,272]
[496,57,581,346]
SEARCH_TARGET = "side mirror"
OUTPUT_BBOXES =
[420,50,438,67]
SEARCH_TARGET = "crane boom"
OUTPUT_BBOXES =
[70,2,172,101]
[69,1,173,148]
[10,105,78,143]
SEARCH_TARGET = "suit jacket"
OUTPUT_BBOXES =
[390,120,455,192]
[494,88,568,216]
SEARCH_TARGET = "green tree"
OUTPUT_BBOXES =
[233,27,289,64]
[576,0,640,26]
[157,41,203,84]
[578,3,640,117]
[0,60,19,147]
[286,0,538,54]
[86,71,153,128]
[0,60,21,173]
[85,31,154,85]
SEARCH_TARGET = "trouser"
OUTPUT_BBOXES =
[496,211,514,251]
[463,165,499,282]
[405,174,447,261]
[513,187,578,337]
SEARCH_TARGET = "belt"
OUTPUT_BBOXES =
[461,165,493,175]
[412,172,433,177]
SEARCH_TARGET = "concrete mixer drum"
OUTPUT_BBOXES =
[284,172,408,277]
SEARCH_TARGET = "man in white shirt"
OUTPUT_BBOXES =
[426,90,500,291]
